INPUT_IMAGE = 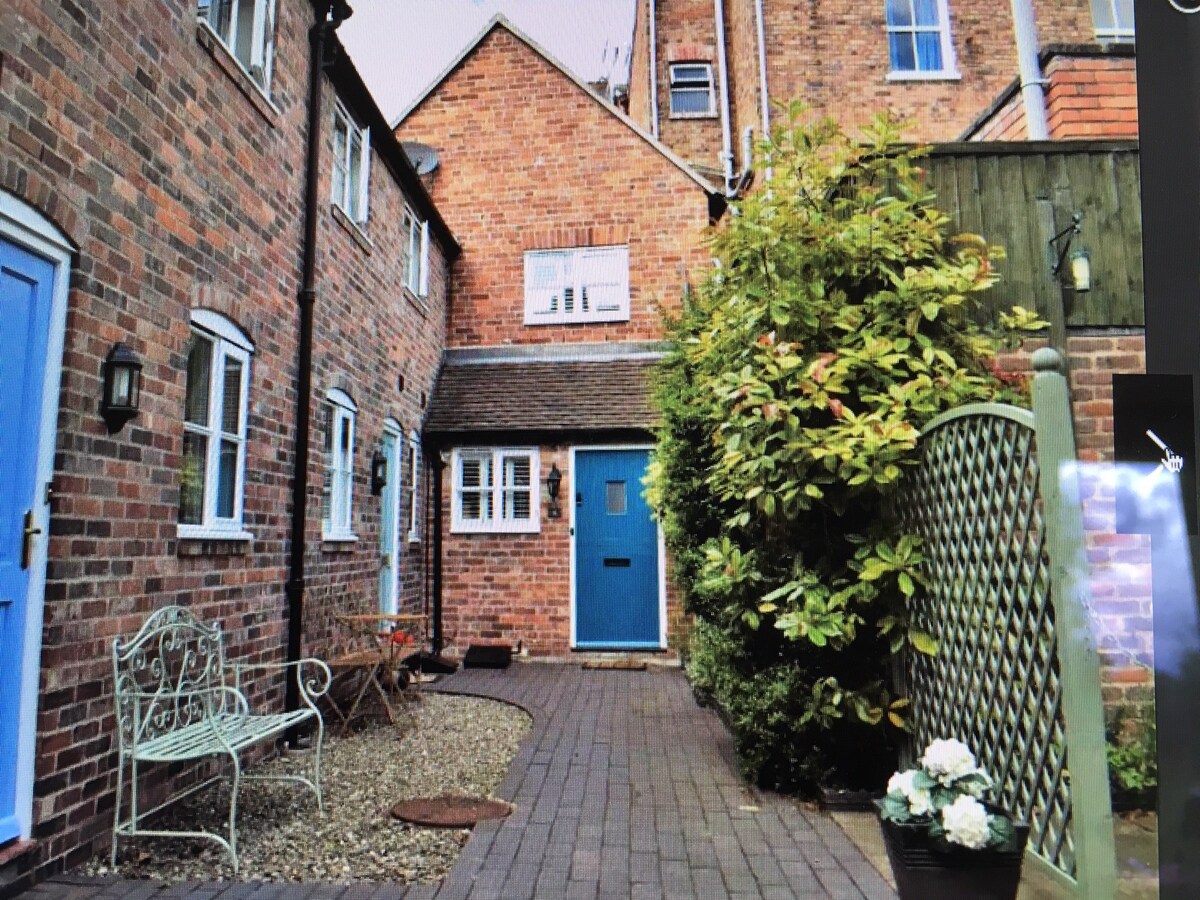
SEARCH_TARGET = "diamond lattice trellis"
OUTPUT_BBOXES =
[897,356,1116,900]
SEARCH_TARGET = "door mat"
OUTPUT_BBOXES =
[390,795,513,827]
[581,659,648,671]
[462,644,512,668]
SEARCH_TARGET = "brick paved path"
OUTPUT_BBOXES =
[24,664,894,900]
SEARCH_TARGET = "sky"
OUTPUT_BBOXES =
[339,0,637,123]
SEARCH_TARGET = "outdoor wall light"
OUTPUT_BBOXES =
[1049,212,1091,292]
[100,343,142,433]
[370,448,388,496]
[546,463,563,519]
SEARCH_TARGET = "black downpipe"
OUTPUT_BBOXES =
[431,452,445,653]
[286,0,351,739]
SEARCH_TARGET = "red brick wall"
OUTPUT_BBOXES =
[2,0,448,883]
[397,25,714,349]
[1044,55,1138,140]
[968,90,1028,141]
[628,0,653,134]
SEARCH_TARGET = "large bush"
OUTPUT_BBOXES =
[648,109,1029,792]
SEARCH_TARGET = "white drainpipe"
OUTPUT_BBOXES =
[754,0,770,140]
[649,0,660,139]
[1010,0,1049,140]
[714,0,735,193]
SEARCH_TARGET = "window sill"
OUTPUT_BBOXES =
[177,529,253,557]
[407,533,421,545]
[451,523,541,536]
[322,533,359,552]
[524,314,631,326]
[195,21,280,126]
[331,204,374,254]
[405,288,430,317]
[668,111,718,120]
[885,69,962,82]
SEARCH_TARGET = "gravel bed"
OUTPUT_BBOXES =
[84,691,531,884]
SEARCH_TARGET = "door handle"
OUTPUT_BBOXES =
[21,509,42,570]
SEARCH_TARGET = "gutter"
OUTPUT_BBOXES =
[714,0,735,193]
[754,0,771,180]
[286,0,352,734]
[1010,0,1049,140]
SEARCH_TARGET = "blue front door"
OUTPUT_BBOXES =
[0,238,56,844]
[574,449,660,649]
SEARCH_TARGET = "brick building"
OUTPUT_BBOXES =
[394,16,725,658]
[627,0,1138,187]
[1,0,454,887]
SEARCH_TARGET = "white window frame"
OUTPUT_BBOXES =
[668,62,716,117]
[523,245,630,325]
[451,448,540,534]
[323,388,358,541]
[407,433,422,542]
[1092,0,1134,42]
[179,310,254,540]
[402,207,430,297]
[197,0,278,92]
[884,0,959,80]
[332,101,371,226]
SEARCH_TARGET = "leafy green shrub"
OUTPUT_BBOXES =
[649,108,1028,793]
[1106,705,1157,794]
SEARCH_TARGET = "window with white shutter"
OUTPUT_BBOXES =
[1091,0,1134,42]
[668,63,716,116]
[403,208,430,297]
[332,102,370,226]
[452,448,540,533]
[523,246,630,325]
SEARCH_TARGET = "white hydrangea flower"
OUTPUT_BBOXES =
[942,795,992,850]
[921,737,978,785]
[887,768,934,816]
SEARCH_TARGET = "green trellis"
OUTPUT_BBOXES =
[898,348,1116,899]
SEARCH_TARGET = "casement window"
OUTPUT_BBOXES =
[407,433,421,542]
[402,208,430,297]
[524,245,630,325]
[669,62,716,116]
[198,0,277,91]
[452,448,540,534]
[1092,0,1134,42]
[179,311,253,538]
[322,388,357,540]
[332,102,371,226]
[885,0,957,78]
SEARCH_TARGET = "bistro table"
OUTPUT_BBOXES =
[324,613,425,735]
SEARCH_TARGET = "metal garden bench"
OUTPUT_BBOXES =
[110,605,332,873]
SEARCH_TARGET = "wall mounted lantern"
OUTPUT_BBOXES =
[1049,212,1091,293]
[101,343,142,433]
[371,448,388,496]
[546,463,563,519]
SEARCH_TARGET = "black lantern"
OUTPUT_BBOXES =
[371,447,388,495]
[546,463,563,519]
[101,343,142,433]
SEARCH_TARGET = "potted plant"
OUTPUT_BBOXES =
[878,738,1030,900]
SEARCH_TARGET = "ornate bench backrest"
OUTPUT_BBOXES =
[112,605,228,748]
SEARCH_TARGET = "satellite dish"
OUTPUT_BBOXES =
[402,141,440,176]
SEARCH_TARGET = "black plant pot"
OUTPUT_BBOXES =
[879,815,1030,900]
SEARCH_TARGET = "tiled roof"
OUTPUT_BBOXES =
[425,356,661,436]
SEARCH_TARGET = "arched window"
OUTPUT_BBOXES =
[179,310,254,536]
[323,387,357,540]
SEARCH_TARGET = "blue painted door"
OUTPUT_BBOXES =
[0,239,55,844]
[574,450,660,648]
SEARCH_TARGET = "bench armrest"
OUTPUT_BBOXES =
[229,657,332,704]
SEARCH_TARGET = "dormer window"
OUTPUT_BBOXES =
[332,102,371,227]
[198,0,277,91]
[669,63,716,117]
